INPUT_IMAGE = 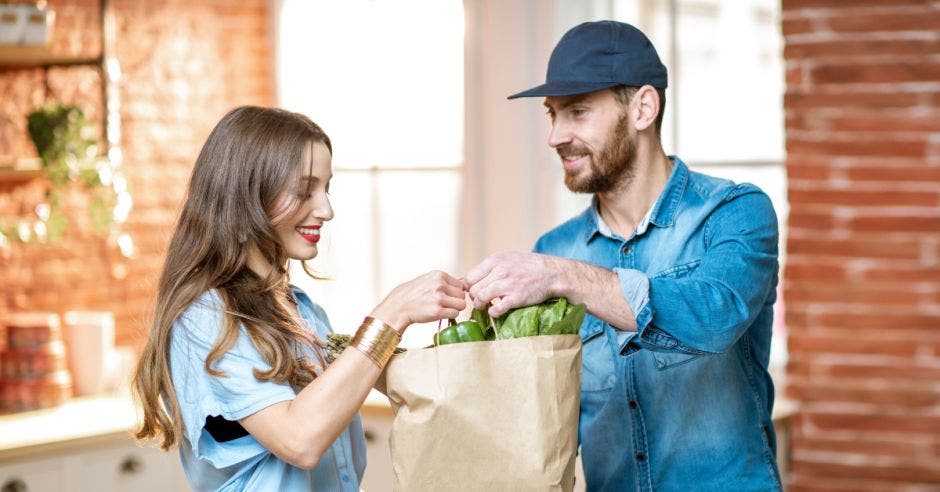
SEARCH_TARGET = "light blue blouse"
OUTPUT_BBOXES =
[169,287,366,491]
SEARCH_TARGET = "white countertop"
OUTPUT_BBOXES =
[0,389,392,462]
[0,392,138,462]
[0,389,795,463]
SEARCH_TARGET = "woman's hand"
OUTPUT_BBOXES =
[370,271,467,333]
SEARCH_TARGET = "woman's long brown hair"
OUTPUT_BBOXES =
[132,106,332,450]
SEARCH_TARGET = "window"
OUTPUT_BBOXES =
[276,0,464,347]
[618,0,789,369]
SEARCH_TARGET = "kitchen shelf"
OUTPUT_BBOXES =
[0,158,41,183]
[0,45,100,68]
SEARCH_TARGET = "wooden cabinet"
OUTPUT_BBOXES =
[359,405,394,491]
[0,455,64,492]
[0,440,187,492]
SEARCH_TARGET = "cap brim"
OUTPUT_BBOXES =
[507,81,620,100]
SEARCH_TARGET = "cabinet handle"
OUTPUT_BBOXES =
[1,478,27,492]
[119,455,144,475]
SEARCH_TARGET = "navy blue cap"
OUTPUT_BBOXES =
[508,20,668,99]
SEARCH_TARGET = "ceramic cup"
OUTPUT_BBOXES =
[63,311,115,396]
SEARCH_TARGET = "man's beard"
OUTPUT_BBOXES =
[561,112,636,194]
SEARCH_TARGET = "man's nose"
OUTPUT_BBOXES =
[548,121,572,148]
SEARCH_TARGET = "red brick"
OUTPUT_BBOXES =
[811,61,940,85]
[816,311,940,330]
[786,283,926,305]
[787,336,917,357]
[785,38,940,59]
[827,113,940,133]
[849,214,940,233]
[787,65,807,87]
[791,459,940,483]
[846,165,940,182]
[863,265,940,282]
[787,163,832,180]
[827,10,940,34]
[783,0,932,8]
[806,412,940,435]
[825,362,940,383]
[787,236,924,260]
[787,138,927,158]
[784,262,848,282]
[790,383,939,407]
[790,436,920,461]
[784,91,922,110]
[788,473,912,492]
[787,188,936,207]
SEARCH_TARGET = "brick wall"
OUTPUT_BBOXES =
[783,1,940,490]
[0,0,274,347]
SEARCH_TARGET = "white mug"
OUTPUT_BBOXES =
[63,311,115,396]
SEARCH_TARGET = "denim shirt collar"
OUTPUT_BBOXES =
[581,156,690,244]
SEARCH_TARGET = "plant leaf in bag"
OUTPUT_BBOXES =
[548,302,587,336]
[537,298,568,335]
[496,304,540,339]
[471,307,495,340]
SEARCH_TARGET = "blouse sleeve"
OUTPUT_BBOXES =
[169,291,296,468]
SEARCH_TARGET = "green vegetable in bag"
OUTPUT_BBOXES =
[495,304,540,340]
[433,299,586,347]
[538,298,568,334]
[434,319,487,346]
[546,301,586,336]
[493,298,586,339]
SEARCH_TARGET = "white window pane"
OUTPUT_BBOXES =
[376,171,460,348]
[277,0,464,169]
[290,172,376,335]
[675,0,784,162]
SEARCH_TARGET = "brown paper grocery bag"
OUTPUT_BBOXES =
[384,334,582,491]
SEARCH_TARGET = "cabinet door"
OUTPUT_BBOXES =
[64,442,188,492]
[359,410,393,491]
[0,455,65,492]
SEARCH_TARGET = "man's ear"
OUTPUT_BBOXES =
[633,85,660,132]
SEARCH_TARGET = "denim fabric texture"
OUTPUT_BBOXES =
[170,287,365,492]
[534,157,782,491]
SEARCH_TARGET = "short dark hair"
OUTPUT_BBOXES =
[611,85,666,138]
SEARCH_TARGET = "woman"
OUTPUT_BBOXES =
[132,106,466,491]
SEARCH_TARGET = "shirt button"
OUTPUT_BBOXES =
[629,400,638,409]
[621,245,630,254]
[341,475,350,483]
[635,452,646,462]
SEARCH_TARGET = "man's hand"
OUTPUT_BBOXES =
[464,251,564,318]
[465,251,639,331]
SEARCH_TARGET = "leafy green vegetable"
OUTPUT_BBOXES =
[325,333,405,363]
[493,298,585,339]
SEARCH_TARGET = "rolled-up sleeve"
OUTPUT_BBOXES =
[629,185,779,355]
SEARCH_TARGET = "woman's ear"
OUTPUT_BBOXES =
[633,85,660,132]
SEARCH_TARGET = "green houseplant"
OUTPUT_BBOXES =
[0,103,132,253]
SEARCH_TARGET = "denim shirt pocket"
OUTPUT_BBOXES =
[638,326,707,370]
[579,318,616,392]
[651,351,703,370]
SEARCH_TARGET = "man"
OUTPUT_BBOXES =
[464,20,782,491]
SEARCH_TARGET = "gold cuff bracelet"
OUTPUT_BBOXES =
[351,316,400,367]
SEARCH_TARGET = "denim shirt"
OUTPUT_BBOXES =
[169,287,366,491]
[533,158,782,491]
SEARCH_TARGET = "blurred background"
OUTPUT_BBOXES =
[0,0,936,490]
